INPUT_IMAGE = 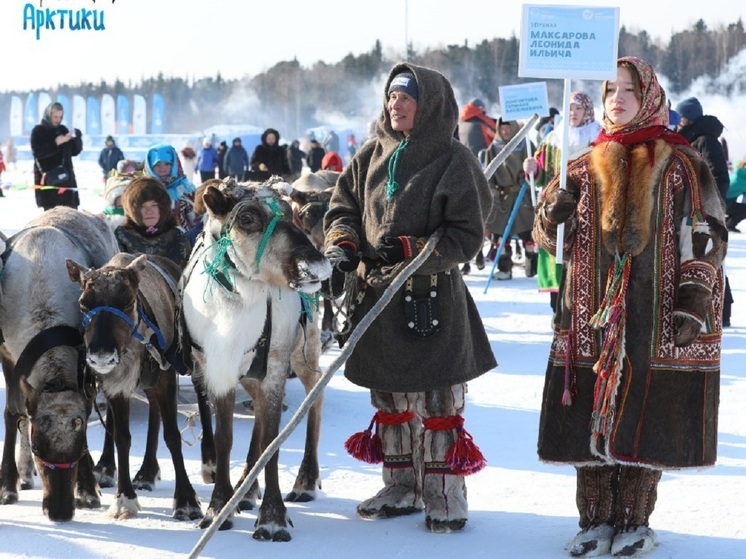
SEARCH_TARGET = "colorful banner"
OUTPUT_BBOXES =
[101,93,116,136]
[87,96,101,136]
[37,91,51,122]
[151,93,165,134]
[24,92,36,134]
[117,94,130,134]
[72,95,87,134]
[132,95,147,135]
[10,96,23,137]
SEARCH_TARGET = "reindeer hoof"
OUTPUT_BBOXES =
[201,464,216,484]
[75,493,101,509]
[198,511,233,531]
[285,490,315,503]
[174,504,203,521]
[253,526,292,542]
[94,463,117,488]
[0,490,18,505]
[108,495,141,520]
[237,497,255,511]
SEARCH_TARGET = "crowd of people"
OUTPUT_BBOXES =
[2,55,737,555]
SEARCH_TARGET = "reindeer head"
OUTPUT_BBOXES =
[66,255,147,375]
[21,375,89,522]
[201,183,332,293]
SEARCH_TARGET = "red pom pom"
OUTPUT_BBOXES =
[445,429,486,476]
[344,429,383,464]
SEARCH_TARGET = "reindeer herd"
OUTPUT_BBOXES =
[0,177,335,542]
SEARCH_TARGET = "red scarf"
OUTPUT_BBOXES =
[592,125,689,147]
[592,125,690,168]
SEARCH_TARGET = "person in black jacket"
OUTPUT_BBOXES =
[676,96,733,327]
[306,139,325,172]
[31,102,83,210]
[250,128,291,180]
[216,140,229,179]
[675,97,730,200]
[287,139,306,180]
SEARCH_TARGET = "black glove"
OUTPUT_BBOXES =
[324,243,360,273]
[542,189,578,224]
[376,236,419,264]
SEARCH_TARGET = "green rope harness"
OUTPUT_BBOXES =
[385,138,410,200]
[256,197,284,267]
[201,196,285,295]
[299,291,320,322]
[202,235,235,296]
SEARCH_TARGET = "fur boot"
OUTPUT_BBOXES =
[420,384,469,533]
[610,467,661,556]
[356,391,423,519]
[568,466,617,557]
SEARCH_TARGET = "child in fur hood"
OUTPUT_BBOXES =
[114,175,191,270]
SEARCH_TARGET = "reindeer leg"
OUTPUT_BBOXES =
[17,417,35,490]
[286,327,323,502]
[133,388,161,490]
[0,353,21,503]
[94,404,117,488]
[252,376,292,542]
[154,369,202,520]
[198,388,235,531]
[192,375,216,484]
[74,448,102,510]
[235,379,261,511]
[107,394,140,519]
[0,404,21,504]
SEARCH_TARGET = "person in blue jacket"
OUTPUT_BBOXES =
[196,138,219,183]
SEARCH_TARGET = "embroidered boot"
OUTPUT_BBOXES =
[355,391,423,519]
[568,465,617,557]
[610,467,662,557]
[420,384,475,533]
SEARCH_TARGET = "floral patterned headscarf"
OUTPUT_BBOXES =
[570,91,595,127]
[601,56,669,135]
[594,56,688,148]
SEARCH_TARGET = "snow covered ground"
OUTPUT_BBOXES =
[0,164,744,558]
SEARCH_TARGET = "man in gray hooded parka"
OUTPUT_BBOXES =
[323,63,497,533]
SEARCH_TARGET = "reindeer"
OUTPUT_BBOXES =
[0,207,117,521]
[66,253,203,521]
[179,178,331,541]
[285,170,346,346]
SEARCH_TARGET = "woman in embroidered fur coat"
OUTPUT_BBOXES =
[323,63,496,533]
[533,57,727,557]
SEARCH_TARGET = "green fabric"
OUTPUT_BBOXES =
[536,247,561,291]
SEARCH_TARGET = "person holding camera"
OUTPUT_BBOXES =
[31,102,82,211]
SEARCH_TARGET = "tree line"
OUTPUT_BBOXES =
[2,18,744,142]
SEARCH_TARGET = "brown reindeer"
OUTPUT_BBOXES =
[285,171,346,345]
[66,253,202,521]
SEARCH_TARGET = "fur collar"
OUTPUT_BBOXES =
[589,139,673,256]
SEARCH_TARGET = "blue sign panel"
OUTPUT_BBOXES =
[499,82,549,121]
[519,5,619,79]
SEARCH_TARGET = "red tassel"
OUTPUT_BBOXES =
[344,428,383,464]
[445,427,486,476]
